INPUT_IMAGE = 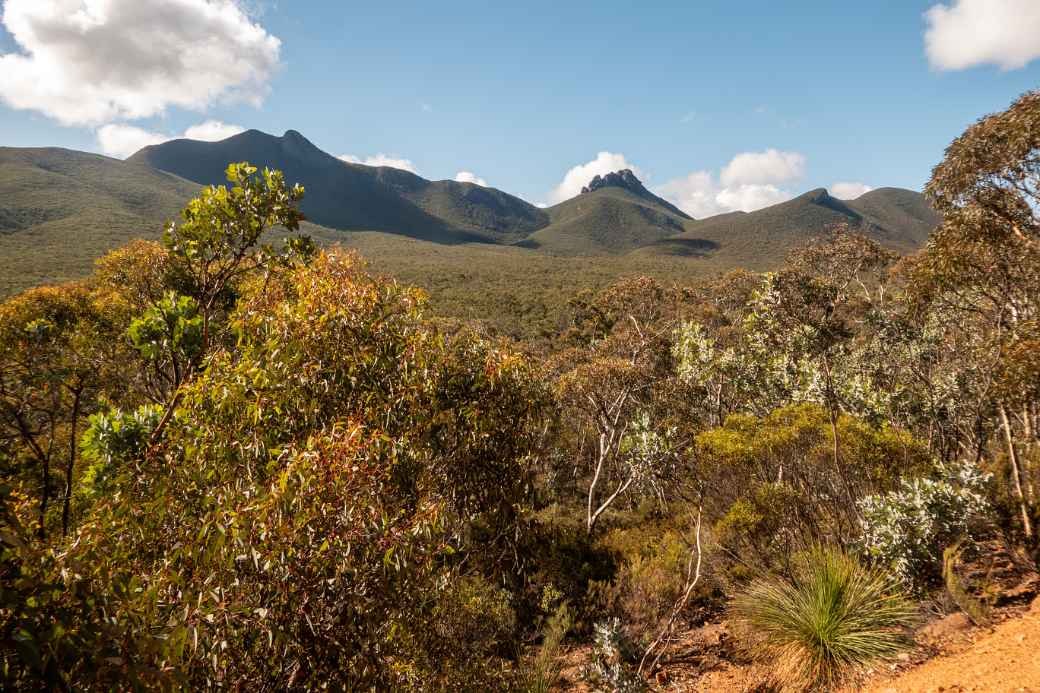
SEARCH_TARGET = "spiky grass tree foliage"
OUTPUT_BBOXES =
[731,547,915,691]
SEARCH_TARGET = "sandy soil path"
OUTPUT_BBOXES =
[864,602,1040,693]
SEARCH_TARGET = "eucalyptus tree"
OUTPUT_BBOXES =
[0,285,111,537]
[745,230,896,519]
[554,277,693,533]
[919,91,1040,540]
[147,163,314,440]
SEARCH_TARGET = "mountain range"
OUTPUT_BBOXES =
[1,128,940,296]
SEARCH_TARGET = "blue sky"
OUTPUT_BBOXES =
[1,0,1038,214]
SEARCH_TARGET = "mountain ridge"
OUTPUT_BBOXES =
[0,130,939,297]
[128,129,547,244]
[640,186,937,263]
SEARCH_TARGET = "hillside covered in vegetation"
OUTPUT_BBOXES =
[1,92,1038,692]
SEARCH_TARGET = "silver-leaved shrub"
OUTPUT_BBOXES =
[858,461,990,588]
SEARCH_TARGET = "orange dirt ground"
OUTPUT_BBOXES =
[557,595,1040,692]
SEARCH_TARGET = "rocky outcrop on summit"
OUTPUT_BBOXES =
[579,169,693,220]
[581,169,645,194]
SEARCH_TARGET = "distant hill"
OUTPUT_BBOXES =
[638,187,939,267]
[128,129,547,244]
[0,132,939,301]
[521,170,694,254]
[843,187,939,251]
[0,147,198,291]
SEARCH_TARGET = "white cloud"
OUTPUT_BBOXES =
[720,148,805,187]
[454,171,488,186]
[183,119,246,141]
[656,149,808,218]
[338,153,418,174]
[0,0,281,126]
[96,123,169,159]
[656,171,727,218]
[924,0,1040,71]
[548,151,642,204]
[716,184,792,213]
[830,181,873,199]
[96,119,246,158]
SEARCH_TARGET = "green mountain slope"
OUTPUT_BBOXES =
[844,187,939,251]
[128,129,546,243]
[0,147,198,292]
[522,171,692,255]
[638,187,938,267]
[1,137,939,324]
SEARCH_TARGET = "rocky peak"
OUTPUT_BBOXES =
[581,169,647,195]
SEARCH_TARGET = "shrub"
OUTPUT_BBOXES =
[433,575,517,657]
[858,460,990,588]
[7,251,549,690]
[696,404,933,577]
[598,519,707,639]
[942,542,990,625]
[580,617,645,693]
[731,546,915,692]
[524,601,573,693]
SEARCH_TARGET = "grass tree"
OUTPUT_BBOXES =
[732,546,915,691]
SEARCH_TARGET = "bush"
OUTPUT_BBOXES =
[597,518,708,640]
[6,251,549,690]
[524,600,573,693]
[859,460,990,588]
[696,404,933,577]
[580,618,645,693]
[731,546,915,692]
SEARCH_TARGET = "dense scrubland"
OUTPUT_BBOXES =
[2,92,1039,691]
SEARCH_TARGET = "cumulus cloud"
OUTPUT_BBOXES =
[655,171,726,219]
[96,124,169,159]
[0,0,281,126]
[338,153,418,174]
[454,171,488,186]
[924,0,1040,71]
[656,174,795,219]
[716,184,792,212]
[97,119,246,158]
[656,149,808,218]
[183,119,246,141]
[830,182,873,199]
[548,151,642,204]
[720,148,805,187]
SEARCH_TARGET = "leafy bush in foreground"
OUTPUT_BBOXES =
[3,250,547,690]
[731,547,914,692]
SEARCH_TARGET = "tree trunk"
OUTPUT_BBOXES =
[999,403,1033,539]
[39,452,50,540]
[822,355,858,530]
[62,388,81,536]
[1023,404,1035,503]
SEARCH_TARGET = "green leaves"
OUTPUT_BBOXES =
[127,292,203,363]
[79,404,163,498]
